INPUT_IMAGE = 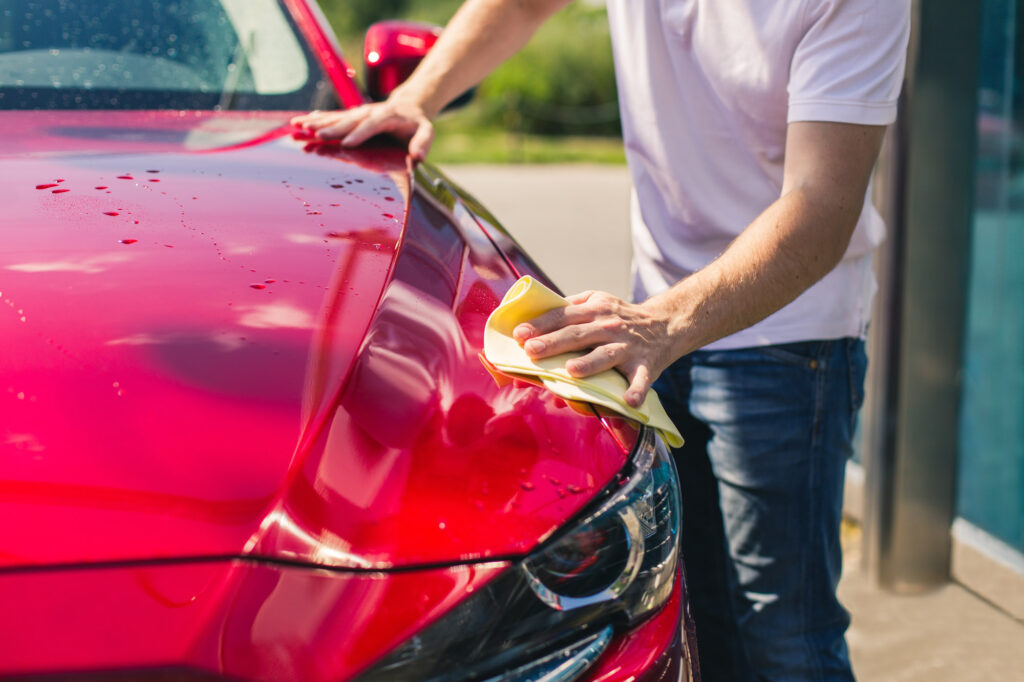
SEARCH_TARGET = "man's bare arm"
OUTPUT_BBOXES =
[291,0,572,160]
[515,121,887,406]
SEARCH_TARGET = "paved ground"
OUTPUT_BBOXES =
[444,164,634,299]
[839,525,1024,681]
[444,164,1024,682]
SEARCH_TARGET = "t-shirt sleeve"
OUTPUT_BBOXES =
[788,0,911,125]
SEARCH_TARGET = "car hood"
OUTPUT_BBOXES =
[0,111,631,571]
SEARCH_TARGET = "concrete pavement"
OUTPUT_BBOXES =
[839,524,1024,681]
[443,163,1024,682]
[444,164,634,300]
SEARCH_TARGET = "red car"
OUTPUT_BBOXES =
[0,1,699,680]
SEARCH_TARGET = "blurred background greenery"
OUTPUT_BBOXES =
[316,0,625,163]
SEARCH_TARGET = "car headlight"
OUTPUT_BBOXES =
[358,427,681,682]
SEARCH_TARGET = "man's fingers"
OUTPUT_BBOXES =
[524,321,614,361]
[529,329,654,407]
[504,286,663,408]
[340,117,381,147]
[564,343,625,377]
[292,109,366,140]
[321,111,376,142]
[292,109,343,129]
[565,291,596,305]
[516,291,618,342]
[408,119,435,162]
[624,365,652,408]
[513,308,567,343]
[291,101,435,155]
[342,110,401,147]
[514,304,597,342]
[290,109,331,126]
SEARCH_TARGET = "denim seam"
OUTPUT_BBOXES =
[847,342,856,434]
[810,346,827,449]
[759,346,819,368]
[846,340,864,431]
[808,346,829,681]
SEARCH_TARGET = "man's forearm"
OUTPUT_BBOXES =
[396,0,572,117]
[648,121,885,358]
[648,184,861,358]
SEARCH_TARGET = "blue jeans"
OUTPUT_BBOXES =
[654,339,866,681]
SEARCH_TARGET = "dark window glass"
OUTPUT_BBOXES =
[958,0,1024,552]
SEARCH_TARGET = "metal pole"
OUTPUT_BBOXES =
[862,0,981,591]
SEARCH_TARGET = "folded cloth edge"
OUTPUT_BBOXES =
[484,276,684,448]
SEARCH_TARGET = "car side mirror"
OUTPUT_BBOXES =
[363,20,473,109]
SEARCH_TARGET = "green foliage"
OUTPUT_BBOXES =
[319,0,410,35]
[316,0,621,138]
[431,108,626,164]
[400,0,465,25]
[478,3,620,137]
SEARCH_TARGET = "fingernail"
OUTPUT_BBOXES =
[525,339,545,355]
[513,325,533,340]
[626,391,642,405]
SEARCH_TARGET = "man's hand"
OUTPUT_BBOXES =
[290,96,435,162]
[512,291,676,408]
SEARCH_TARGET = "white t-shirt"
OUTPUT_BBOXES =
[604,0,911,350]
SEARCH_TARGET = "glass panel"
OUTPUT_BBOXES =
[0,0,327,110]
[958,0,1024,552]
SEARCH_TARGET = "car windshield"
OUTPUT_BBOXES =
[0,0,333,110]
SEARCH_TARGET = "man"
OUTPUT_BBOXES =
[294,1,910,679]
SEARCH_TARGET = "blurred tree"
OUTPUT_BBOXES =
[319,0,410,35]
[479,3,619,136]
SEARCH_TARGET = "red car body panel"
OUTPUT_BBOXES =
[0,559,509,679]
[0,109,686,680]
[1,1,698,679]
[1,110,630,571]
[0,560,693,681]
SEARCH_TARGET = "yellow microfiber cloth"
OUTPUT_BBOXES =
[484,276,684,448]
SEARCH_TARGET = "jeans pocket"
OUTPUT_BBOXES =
[756,341,826,369]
